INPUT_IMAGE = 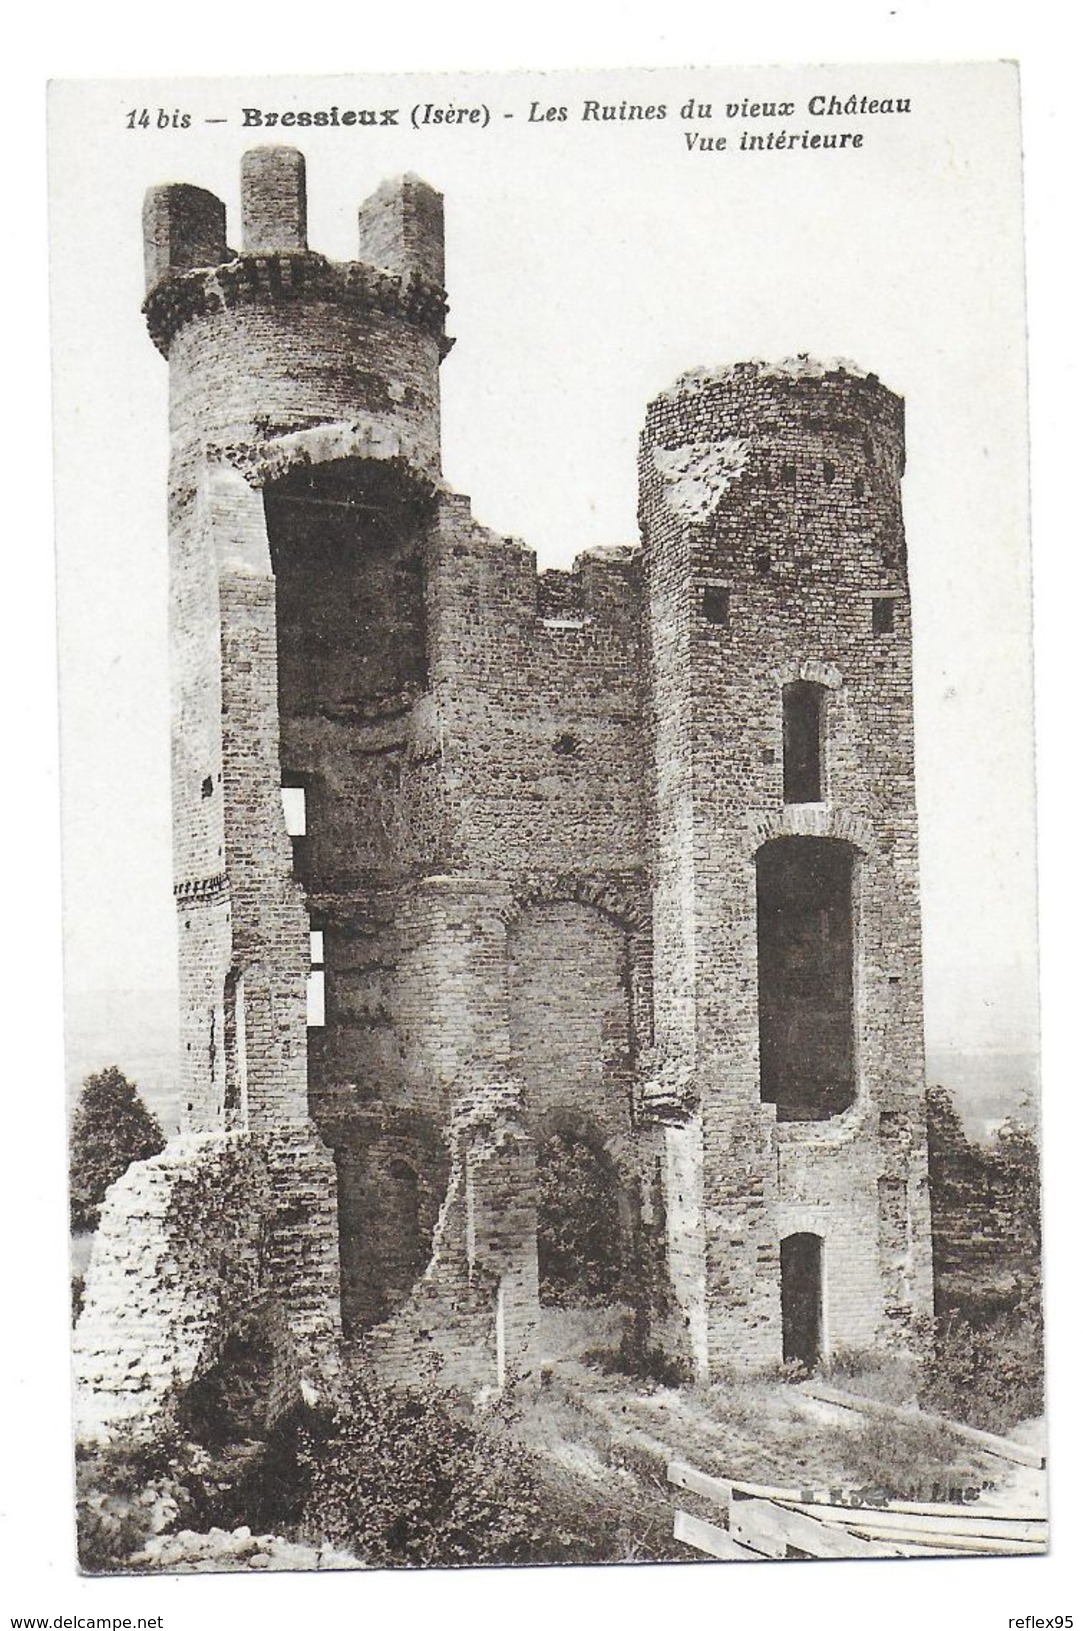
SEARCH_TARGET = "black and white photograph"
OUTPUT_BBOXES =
[21,32,1076,1624]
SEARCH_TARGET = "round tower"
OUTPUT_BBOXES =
[142,148,450,1138]
[638,359,932,1376]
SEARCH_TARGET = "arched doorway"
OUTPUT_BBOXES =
[780,1232,824,1368]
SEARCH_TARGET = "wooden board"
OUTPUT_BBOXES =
[845,1521,1046,1557]
[802,1384,1046,1469]
[668,1459,732,1514]
[673,1509,765,1561]
[728,1496,905,1559]
[775,1499,1048,1544]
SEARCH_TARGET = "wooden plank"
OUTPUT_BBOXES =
[802,1384,1046,1469]
[728,1496,904,1559]
[668,1459,733,1514]
[775,1500,1048,1544]
[845,1521,1046,1557]
[673,1509,765,1561]
[733,1480,1039,1520]
[671,1461,1046,1533]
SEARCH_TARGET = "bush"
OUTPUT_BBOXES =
[924,1092,1044,1435]
[821,1345,918,1405]
[824,1412,988,1502]
[74,1439,186,1573]
[74,1430,276,1573]
[70,1066,165,1232]
[297,1372,548,1567]
[919,1284,1044,1436]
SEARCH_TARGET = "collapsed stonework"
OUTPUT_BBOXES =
[73,146,933,1441]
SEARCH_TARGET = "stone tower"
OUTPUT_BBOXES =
[73,152,933,1443]
[638,362,934,1374]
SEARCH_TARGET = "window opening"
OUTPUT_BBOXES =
[757,837,856,1120]
[702,585,730,626]
[782,681,824,804]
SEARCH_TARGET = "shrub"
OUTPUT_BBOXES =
[74,1439,186,1573]
[821,1345,918,1405]
[924,1090,1044,1435]
[919,1284,1044,1436]
[297,1372,547,1566]
[70,1066,165,1232]
[74,1430,276,1573]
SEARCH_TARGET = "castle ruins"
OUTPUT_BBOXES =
[73,146,933,1442]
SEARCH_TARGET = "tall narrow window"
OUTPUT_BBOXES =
[757,837,856,1120]
[782,681,824,803]
[281,784,306,836]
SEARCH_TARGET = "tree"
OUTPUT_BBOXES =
[70,1066,165,1232]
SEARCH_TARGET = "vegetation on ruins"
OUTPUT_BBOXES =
[535,1128,624,1308]
[920,1087,1043,1435]
[69,1065,165,1232]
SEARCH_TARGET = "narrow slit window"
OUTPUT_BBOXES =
[872,596,896,635]
[782,681,825,804]
[306,971,325,1027]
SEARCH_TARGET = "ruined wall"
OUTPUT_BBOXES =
[73,1130,339,1445]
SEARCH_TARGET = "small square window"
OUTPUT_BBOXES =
[702,586,730,626]
[872,597,895,635]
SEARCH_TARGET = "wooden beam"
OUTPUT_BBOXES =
[778,1500,1048,1545]
[729,1497,905,1559]
[668,1460,732,1514]
[846,1522,1046,1557]
[802,1384,1046,1469]
[673,1509,765,1561]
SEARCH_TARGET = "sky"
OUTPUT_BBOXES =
[49,61,1038,1059]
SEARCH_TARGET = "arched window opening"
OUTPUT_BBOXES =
[780,1233,824,1368]
[782,681,825,803]
[757,837,856,1121]
[536,1128,623,1308]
